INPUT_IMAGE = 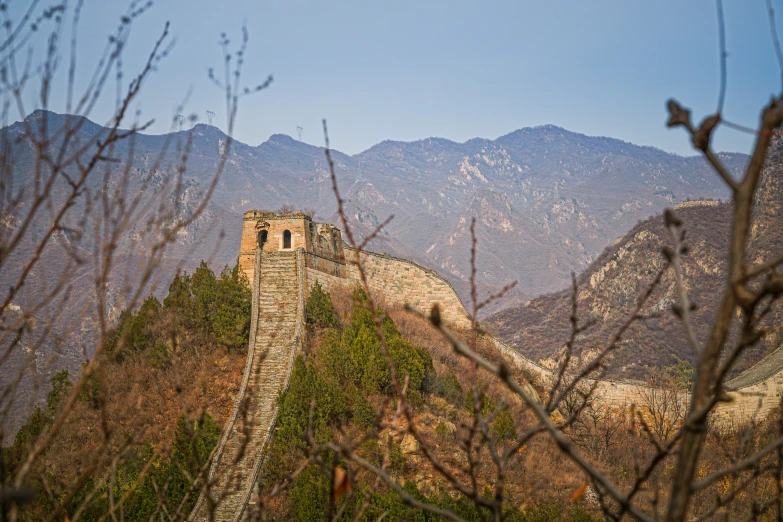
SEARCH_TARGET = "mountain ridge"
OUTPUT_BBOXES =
[0,109,760,434]
[21,109,746,160]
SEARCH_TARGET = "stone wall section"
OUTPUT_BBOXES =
[674,199,720,209]
[343,249,473,329]
[189,250,304,522]
[305,267,351,296]
[712,348,783,426]
[712,377,783,427]
[304,252,346,279]
[581,346,783,426]
[302,248,471,329]
[494,322,783,428]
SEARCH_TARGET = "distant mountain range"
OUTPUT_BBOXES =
[2,110,754,359]
[486,139,783,380]
[14,112,747,302]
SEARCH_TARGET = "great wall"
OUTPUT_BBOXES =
[188,210,783,521]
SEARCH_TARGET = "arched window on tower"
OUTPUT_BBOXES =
[257,230,268,248]
[283,229,292,249]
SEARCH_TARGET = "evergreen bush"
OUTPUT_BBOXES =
[305,281,338,328]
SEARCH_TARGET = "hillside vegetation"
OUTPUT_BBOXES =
[259,283,600,521]
[2,263,249,521]
[5,276,602,521]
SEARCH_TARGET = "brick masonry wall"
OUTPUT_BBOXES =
[304,252,346,279]
[712,374,783,427]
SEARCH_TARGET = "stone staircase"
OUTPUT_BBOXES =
[189,250,303,521]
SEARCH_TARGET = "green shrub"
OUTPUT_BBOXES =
[106,296,161,359]
[185,261,251,352]
[276,356,348,446]
[465,390,496,416]
[305,281,338,328]
[46,369,72,418]
[107,261,251,359]
[670,355,694,390]
[474,321,486,336]
[9,371,72,459]
[77,365,102,408]
[357,438,384,467]
[147,341,171,369]
[211,264,252,352]
[435,421,453,440]
[189,261,218,334]
[386,435,406,475]
[290,464,329,522]
[438,372,464,407]
[347,384,377,430]
[491,409,516,442]
[333,305,433,400]
[358,482,427,522]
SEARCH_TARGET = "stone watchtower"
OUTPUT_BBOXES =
[238,210,346,285]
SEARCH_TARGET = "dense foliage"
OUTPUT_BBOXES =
[4,369,220,521]
[4,370,72,471]
[106,261,251,360]
[7,278,601,521]
[264,287,435,485]
[52,413,221,522]
[305,281,339,328]
[8,384,220,522]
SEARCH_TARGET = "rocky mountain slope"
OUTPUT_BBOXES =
[486,141,783,380]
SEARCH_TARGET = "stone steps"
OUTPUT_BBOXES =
[189,251,301,521]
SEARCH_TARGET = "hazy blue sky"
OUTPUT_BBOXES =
[12,0,783,155]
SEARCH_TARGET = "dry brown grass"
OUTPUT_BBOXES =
[39,346,245,489]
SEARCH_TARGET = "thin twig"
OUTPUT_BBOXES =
[716,0,728,114]
[767,0,783,90]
